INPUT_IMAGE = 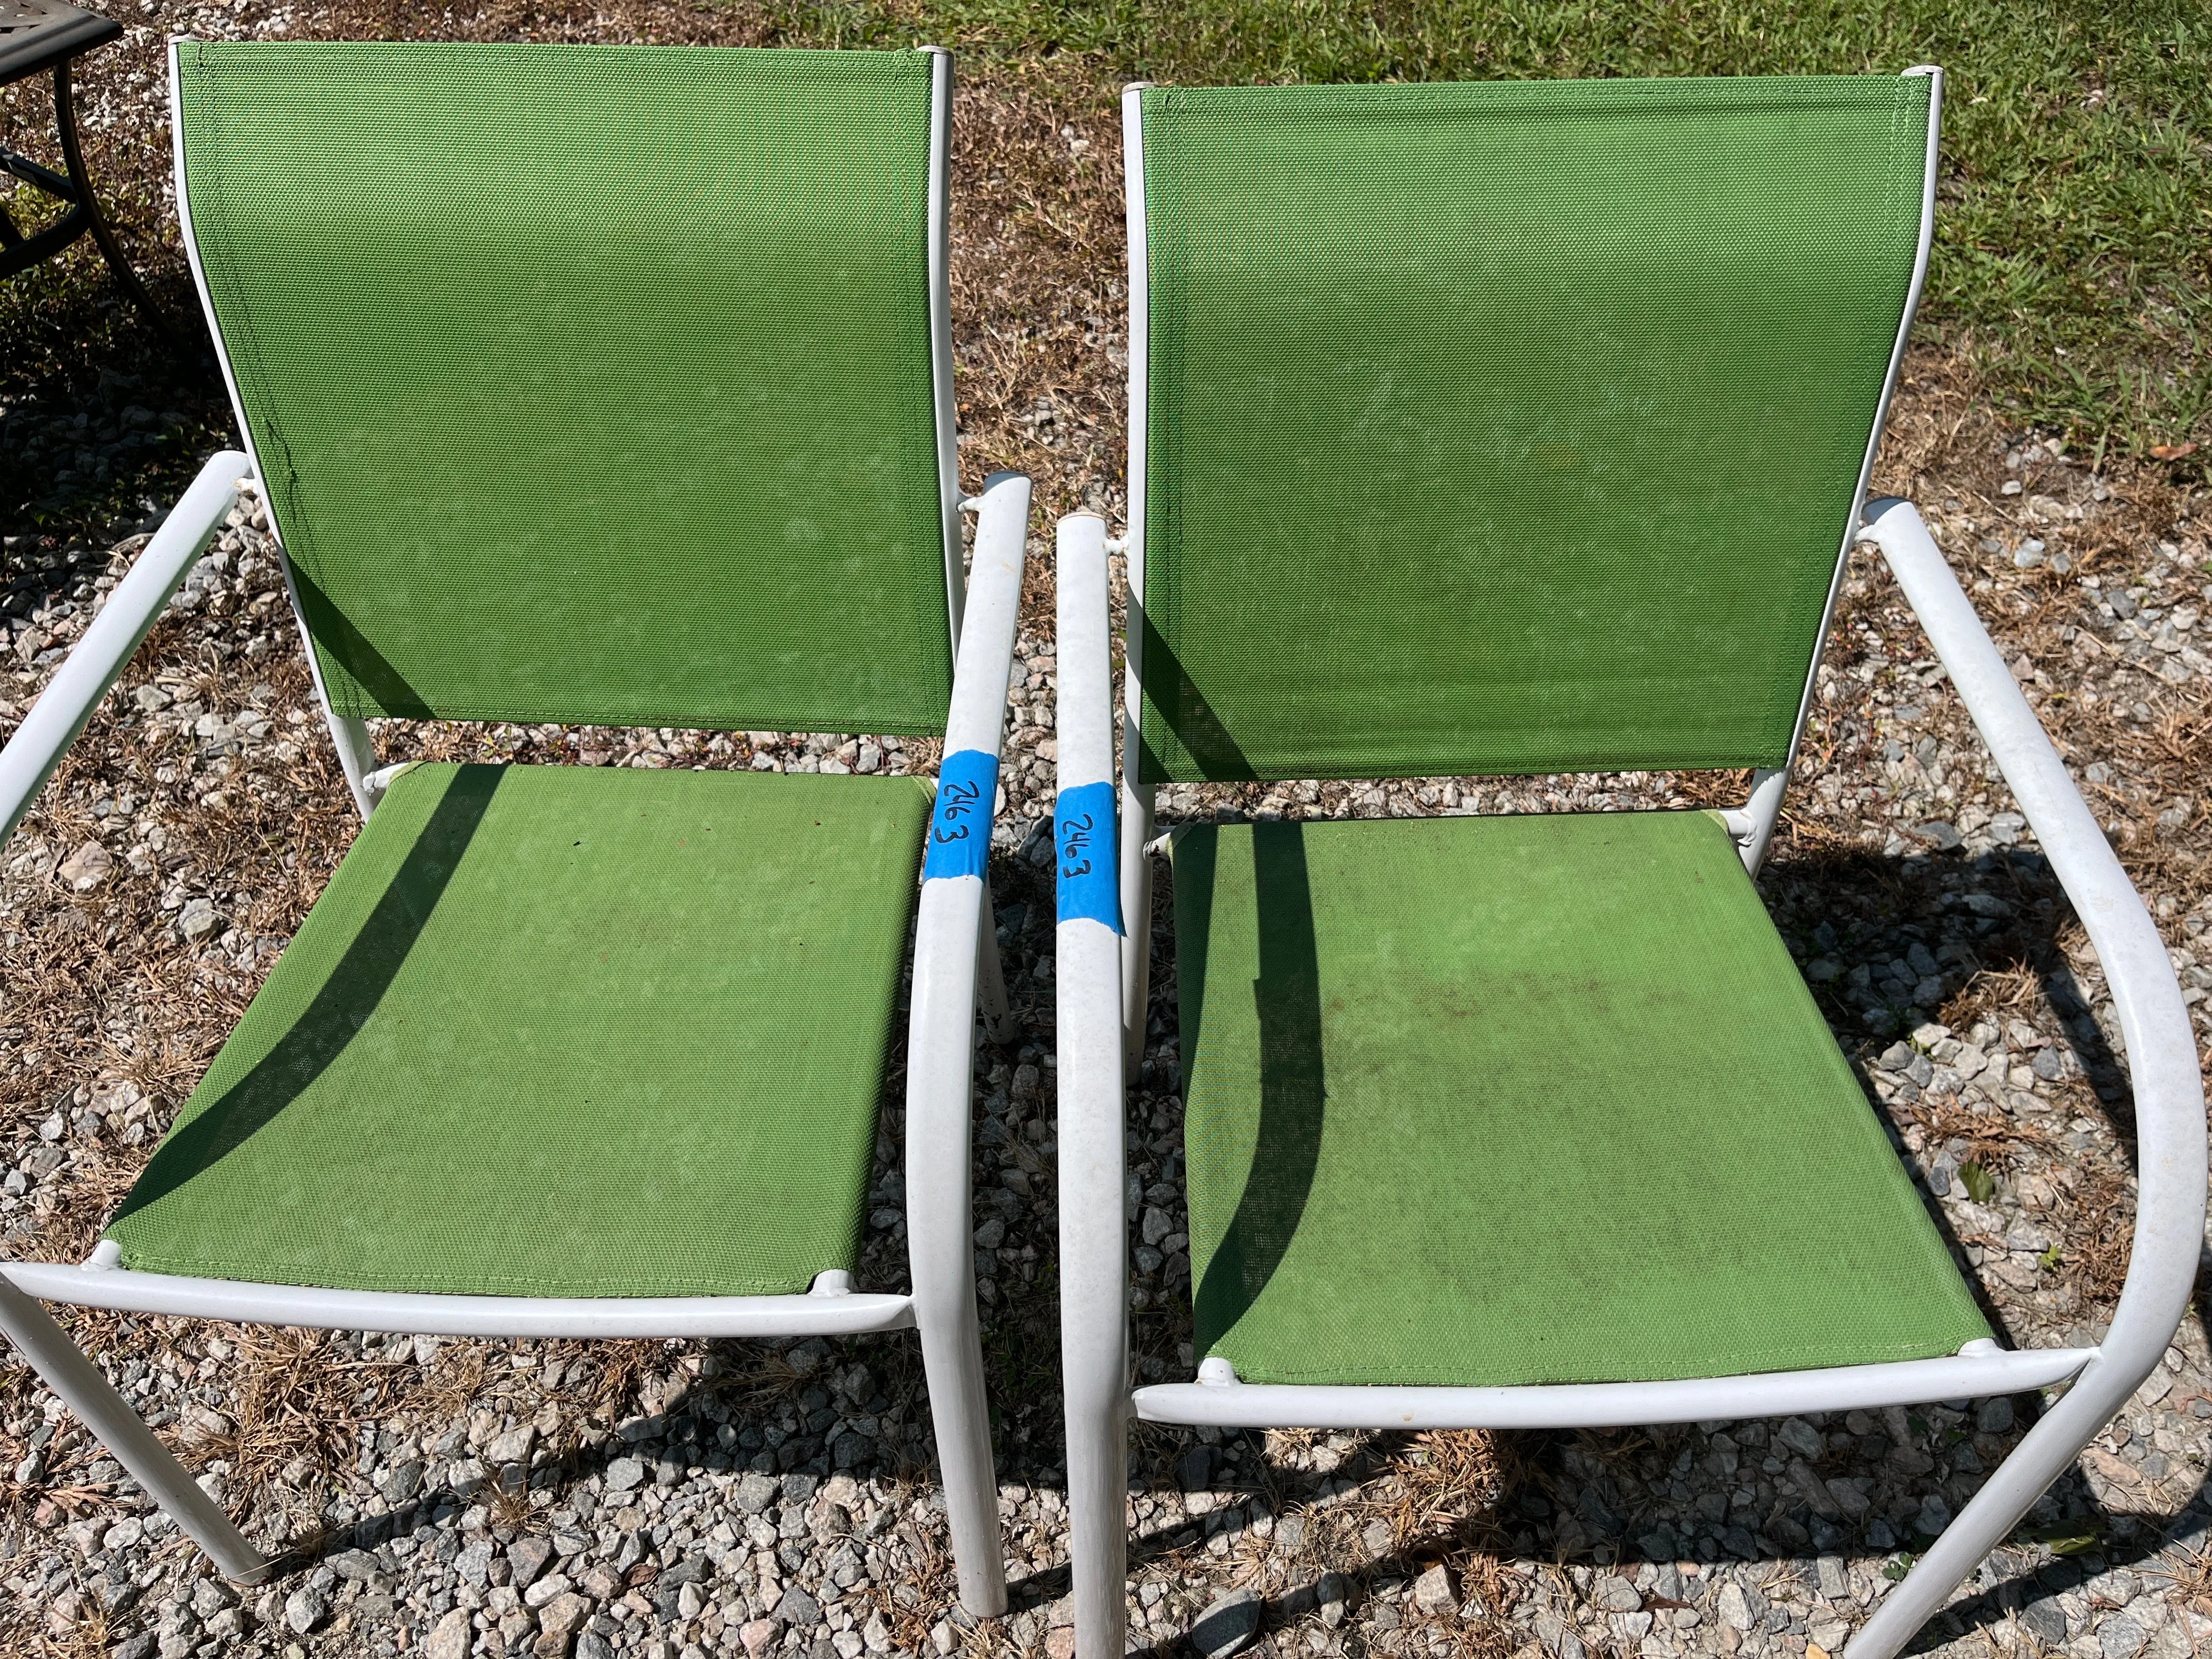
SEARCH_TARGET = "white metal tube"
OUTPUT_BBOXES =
[1846,498,2208,1659]
[975,883,1018,1043]
[0,1270,273,1582]
[315,689,380,819]
[904,468,1029,1618]
[0,449,246,847]
[1121,84,1150,598]
[1771,67,1945,836]
[905,876,1004,1617]
[1119,775,1155,1071]
[1,1262,917,1338]
[1055,512,1131,1659]
[922,44,966,650]
[1132,1345,2092,1431]
[1118,83,1159,1077]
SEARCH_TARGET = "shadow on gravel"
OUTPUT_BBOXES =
[2,251,227,569]
[1764,840,2134,1127]
[112,764,502,1220]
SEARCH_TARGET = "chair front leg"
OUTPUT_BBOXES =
[976,879,1019,1044]
[901,469,1032,1615]
[909,872,1011,1617]
[1848,1356,2153,1659]
[1058,512,1133,1658]
[0,1271,273,1584]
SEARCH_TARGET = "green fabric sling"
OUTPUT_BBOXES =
[1136,75,1929,782]
[1142,77,1983,1386]
[1172,812,1989,1386]
[177,41,951,735]
[108,764,929,1297]
[110,44,969,1303]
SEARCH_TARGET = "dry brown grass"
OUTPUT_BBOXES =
[855,1491,969,1656]
[2055,1166,2137,1311]
[43,1596,108,1659]
[1241,1429,1537,1656]
[1894,1096,2058,1173]
[1937,957,2063,1036]
[2149,1541,2212,1615]
[187,1326,362,1486]
[1392,1432,1534,1658]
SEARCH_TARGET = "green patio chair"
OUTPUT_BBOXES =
[0,40,1028,1610]
[1052,70,2205,1659]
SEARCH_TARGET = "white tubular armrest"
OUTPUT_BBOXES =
[1860,499,2206,1356]
[1848,499,2208,1655]
[904,467,1031,1302]
[902,469,1029,1614]
[1054,511,1131,1659]
[0,450,249,844]
[1054,512,1126,1328]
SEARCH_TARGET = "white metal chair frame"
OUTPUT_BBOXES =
[1052,66,2208,1659]
[0,44,1024,1612]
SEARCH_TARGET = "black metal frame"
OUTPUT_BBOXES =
[2,13,172,336]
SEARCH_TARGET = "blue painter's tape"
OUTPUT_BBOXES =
[922,748,998,881]
[1055,781,1121,932]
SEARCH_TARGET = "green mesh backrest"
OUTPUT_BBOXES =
[177,41,952,733]
[1136,76,1933,782]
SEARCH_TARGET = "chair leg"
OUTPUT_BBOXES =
[1062,1166,1130,1657]
[0,1272,273,1584]
[1846,1360,2142,1659]
[1117,777,1154,1074]
[913,1284,1009,1616]
[975,882,1019,1045]
[1057,905,1133,1657]
[1065,1385,1129,1658]
[52,64,176,345]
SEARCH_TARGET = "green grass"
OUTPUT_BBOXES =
[778,0,2211,448]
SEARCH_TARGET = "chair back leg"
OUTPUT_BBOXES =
[0,1273,274,1584]
[1846,1354,2154,1659]
[975,881,1019,1044]
[912,1280,1009,1615]
[1059,907,1133,1659]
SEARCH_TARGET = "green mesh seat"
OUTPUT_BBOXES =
[1172,810,1987,1387]
[106,764,930,1298]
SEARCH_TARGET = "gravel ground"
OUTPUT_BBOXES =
[4,6,2212,1659]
